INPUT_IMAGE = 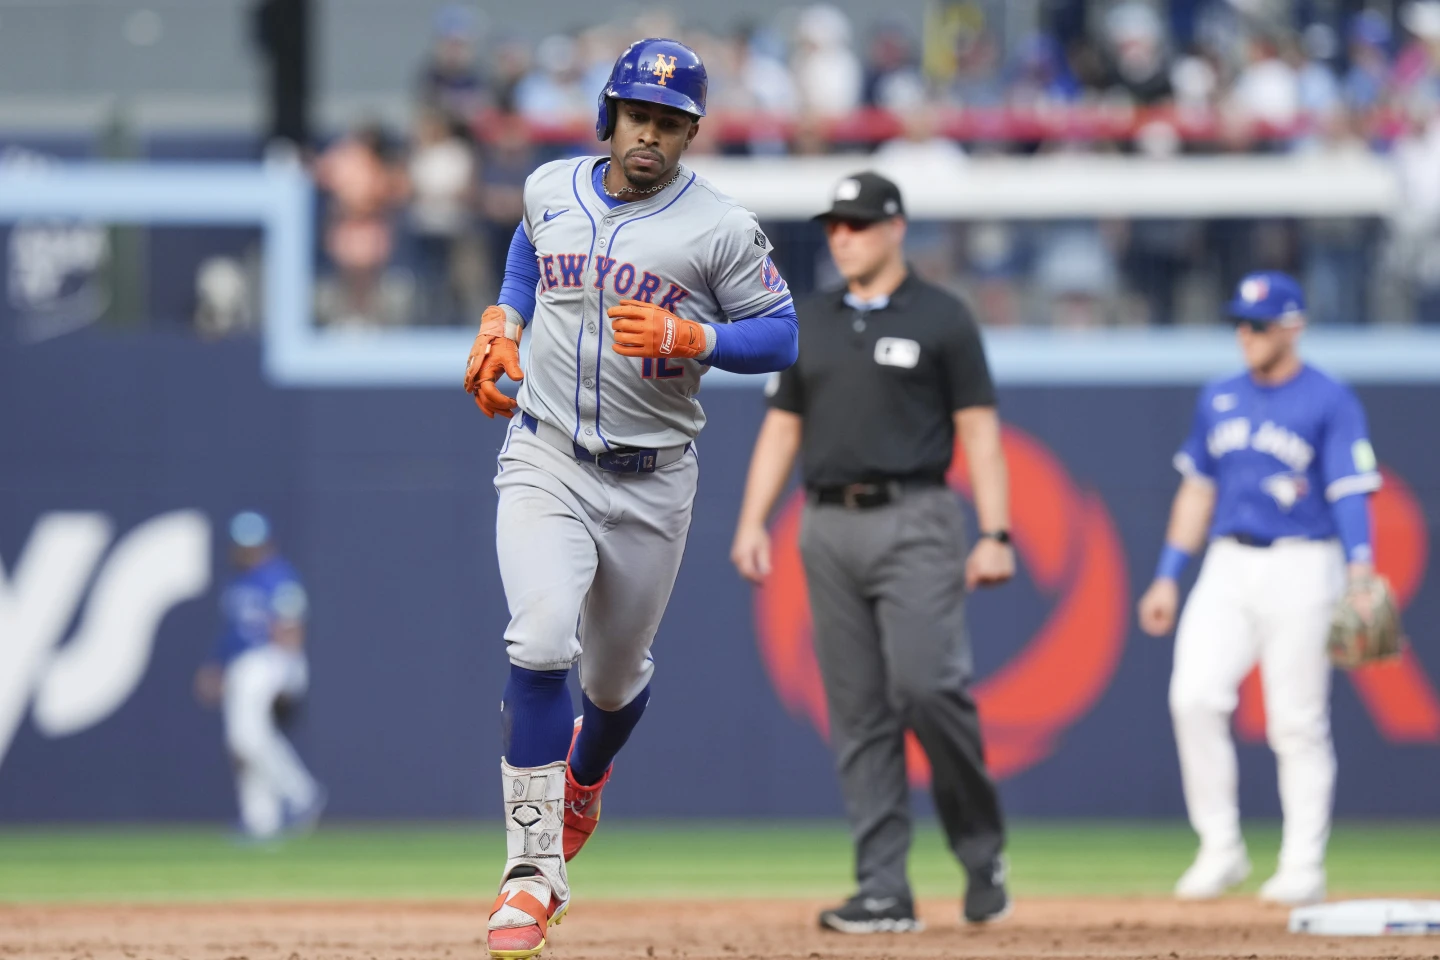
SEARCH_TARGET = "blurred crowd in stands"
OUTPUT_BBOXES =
[307,0,1440,329]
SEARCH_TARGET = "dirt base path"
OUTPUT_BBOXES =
[3,898,1438,960]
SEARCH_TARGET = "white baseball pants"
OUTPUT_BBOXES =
[1170,537,1345,872]
[223,644,319,838]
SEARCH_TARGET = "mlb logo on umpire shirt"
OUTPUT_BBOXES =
[874,337,921,369]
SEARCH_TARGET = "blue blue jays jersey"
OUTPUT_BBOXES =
[1175,365,1380,543]
[217,556,308,665]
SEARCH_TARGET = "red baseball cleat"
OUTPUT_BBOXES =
[487,875,569,960]
[563,718,611,861]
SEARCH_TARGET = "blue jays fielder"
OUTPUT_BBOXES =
[1137,271,1381,906]
[195,512,324,840]
[461,38,798,960]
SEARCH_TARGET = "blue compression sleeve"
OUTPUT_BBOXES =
[500,665,573,767]
[497,223,540,324]
[705,304,799,375]
[1332,493,1374,565]
[569,685,650,786]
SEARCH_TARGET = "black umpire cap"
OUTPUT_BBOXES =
[813,171,906,223]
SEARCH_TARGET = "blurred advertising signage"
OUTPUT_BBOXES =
[2,149,109,344]
[0,512,211,770]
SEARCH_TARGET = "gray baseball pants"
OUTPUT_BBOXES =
[799,487,1006,901]
[493,418,698,711]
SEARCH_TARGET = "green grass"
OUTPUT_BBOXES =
[0,821,1436,904]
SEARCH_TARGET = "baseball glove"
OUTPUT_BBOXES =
[1326,573,1404,669]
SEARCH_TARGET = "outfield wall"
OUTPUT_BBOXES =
[0,335,1437,822]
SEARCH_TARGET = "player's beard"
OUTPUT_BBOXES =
[620,147,670,190]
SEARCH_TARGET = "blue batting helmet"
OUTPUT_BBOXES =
[595,37,707,141]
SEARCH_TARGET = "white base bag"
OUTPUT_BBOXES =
[1290,900,1440,936]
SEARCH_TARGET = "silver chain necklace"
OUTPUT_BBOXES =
[601,160,679,200]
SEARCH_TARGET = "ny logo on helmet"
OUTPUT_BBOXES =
[651,54,677,85]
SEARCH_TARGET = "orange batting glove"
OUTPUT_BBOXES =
[464,305,524,419]
[608,299,709,359]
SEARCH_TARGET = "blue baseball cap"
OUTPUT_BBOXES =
[1227,270,1306,322]
[229,511,271,548]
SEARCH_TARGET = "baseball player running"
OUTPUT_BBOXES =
[1137,271,1381,906]
[462,38,798,960]
[194,512,324,841]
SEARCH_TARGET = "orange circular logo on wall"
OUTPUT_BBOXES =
[754,426,1131,785]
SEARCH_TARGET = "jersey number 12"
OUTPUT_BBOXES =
[641,358,684,380]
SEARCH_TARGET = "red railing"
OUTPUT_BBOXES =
[472,104,1408,147]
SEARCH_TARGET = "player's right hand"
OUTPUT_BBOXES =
[1137,578,1180,637]
[464,306,524,419]
[730,524,772,584]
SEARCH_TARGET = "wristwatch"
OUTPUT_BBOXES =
[980,530,1012,545]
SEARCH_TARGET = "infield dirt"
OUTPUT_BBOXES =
[4,897,1439,960]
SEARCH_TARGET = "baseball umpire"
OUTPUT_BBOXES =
[731,172,1014,931]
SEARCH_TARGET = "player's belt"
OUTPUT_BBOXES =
[1227,533,1328,548]
[520,412,690,474]
[808,477,946,509]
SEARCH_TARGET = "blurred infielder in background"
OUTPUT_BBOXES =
[462,38,799,960]
[1137,271,1382,906]
[194,512,324,841]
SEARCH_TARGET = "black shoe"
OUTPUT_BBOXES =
[818,894,923,934]
[964,857,1012,924]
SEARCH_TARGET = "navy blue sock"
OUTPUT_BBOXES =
[500,665,574,767]
[569,686,650,786]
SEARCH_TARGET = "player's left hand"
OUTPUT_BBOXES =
[608,299,709,359]
[966,537,1015,589]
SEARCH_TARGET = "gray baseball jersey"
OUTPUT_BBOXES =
[515,156,792,453]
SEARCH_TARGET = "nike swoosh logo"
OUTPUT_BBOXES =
[543,208,568,222]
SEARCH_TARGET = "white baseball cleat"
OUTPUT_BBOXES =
[1258,867,1326,906]
[1174,846,1251,900]
[488,759,570,960]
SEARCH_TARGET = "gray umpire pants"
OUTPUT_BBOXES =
[800,487,1006,901]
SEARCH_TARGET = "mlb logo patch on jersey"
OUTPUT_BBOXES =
[874,337,921,369]
[760,256,787,293]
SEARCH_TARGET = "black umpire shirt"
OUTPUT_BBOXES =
[768,270,996,488]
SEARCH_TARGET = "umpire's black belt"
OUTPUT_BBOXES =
[808,476,947,509]
[521,412,690,474]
